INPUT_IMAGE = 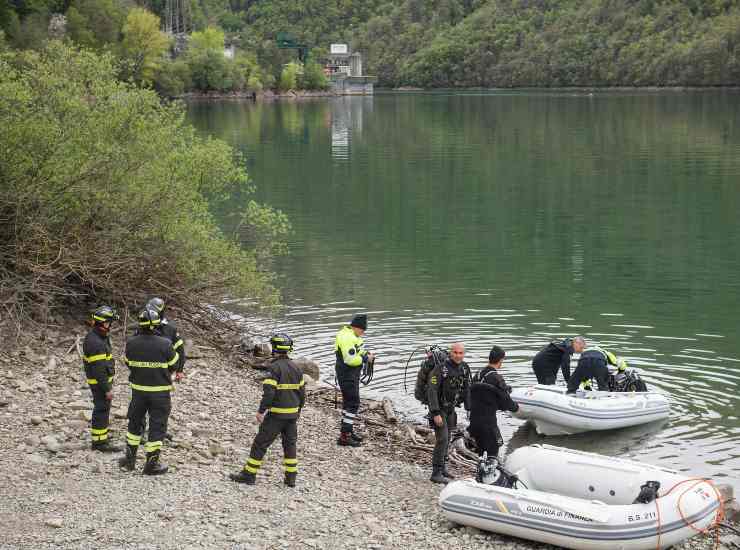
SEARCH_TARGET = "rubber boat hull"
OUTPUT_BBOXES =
[439,445,720,550]
[511,384,670,435]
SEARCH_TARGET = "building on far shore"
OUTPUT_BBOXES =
[324,44,377,95]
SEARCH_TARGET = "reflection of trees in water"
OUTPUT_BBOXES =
[186,94,740,329]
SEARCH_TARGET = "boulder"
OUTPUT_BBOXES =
[30,416,43,425]
[254,343,271,357]
[41,435,61,453]
[726,499,740,524]
[45,516,64,529]
[68,401,89,411]
[293,358,321,380]
[718,484,735,503]
[208,442,225,457]
[239,336,256,353]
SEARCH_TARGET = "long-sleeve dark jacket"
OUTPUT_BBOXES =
[156,319,185,373]
[83,329,115,393]
[427,358,470,416]
[566,348,618,393]
[124,333,179,393]
[469,368,519,425]
[259,356,306,420]
[532,339,575,381]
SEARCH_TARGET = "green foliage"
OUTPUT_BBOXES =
[189,25,224,52]
[299,60,329,90]
[0,42,285,315]
[66,0,125,50]
[121,7,170,86]
[356,0,740,87]
[154,57,191,97]
[279,60,299,91]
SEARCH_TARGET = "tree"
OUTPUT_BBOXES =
[279,61,299,91]
[66,0,125,50]
[121,7,170,85]
[299,60,328,90]
[0,42,288,325]
[189,25,224,52]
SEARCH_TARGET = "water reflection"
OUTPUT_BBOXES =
[187,91,740,492]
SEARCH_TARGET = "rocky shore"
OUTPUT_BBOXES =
[0,321,736,550]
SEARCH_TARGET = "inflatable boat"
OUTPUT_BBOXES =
[510,385,670,435]
[439,445,721,550]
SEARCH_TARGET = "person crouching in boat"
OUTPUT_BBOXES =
[566,347,627,394]
[468,346,519,465]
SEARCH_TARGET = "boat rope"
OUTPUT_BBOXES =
[654,477,726,550]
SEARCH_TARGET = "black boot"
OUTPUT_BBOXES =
[284,472,297,488]
[230,470,256,485]
[430,465,451,484]
[92,440,122,453]
[442,459,455,480]
[118,444,138,471]
[337,432,361,447]
[143,450,168,475]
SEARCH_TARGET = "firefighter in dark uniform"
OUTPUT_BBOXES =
[230,333,306,487]
[137,297,185,440]
[468,346,519,463]
[531,336,586,385]
[334,314,374,447]
[566,346,627,394]
[118,308,179,474]
[147,297,186,380]
[83,305,122,453]
[427,342,470,484]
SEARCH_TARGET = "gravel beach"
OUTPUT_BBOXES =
[0,325,735,550]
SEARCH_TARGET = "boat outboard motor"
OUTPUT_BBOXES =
[633,480,661,504]
[476,452,519,488]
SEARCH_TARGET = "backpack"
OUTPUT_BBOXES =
[414,346,449,404]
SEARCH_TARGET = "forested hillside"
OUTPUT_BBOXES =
[2,0,740,89]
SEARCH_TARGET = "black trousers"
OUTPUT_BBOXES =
[469,421,503,458]
[336,365,361,434]
[242,414,298,475]
[126,390,171,454]
[567,357,609,393]
[429,409,457,467]
[89,386,111,442]
[532,359,557,384]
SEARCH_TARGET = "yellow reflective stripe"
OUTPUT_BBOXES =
[126,359,169,368]
[92,433,109,441]
[244,465,258,474]
[276,381,305,390]
[168,352,179,367]
[91,427,109,435]
[87,376,114,385]
[126,432,142,445]
[144,441,162,452]
[269,407,299,414]
[283,458,297,465]
[247,457,262,466]
[84,353,112,363]
[173,339,184,350]
[130,383,172,392]
[284,466,298,473]
[262,378,278,386]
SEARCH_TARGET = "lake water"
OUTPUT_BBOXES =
[187,91,740,489]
